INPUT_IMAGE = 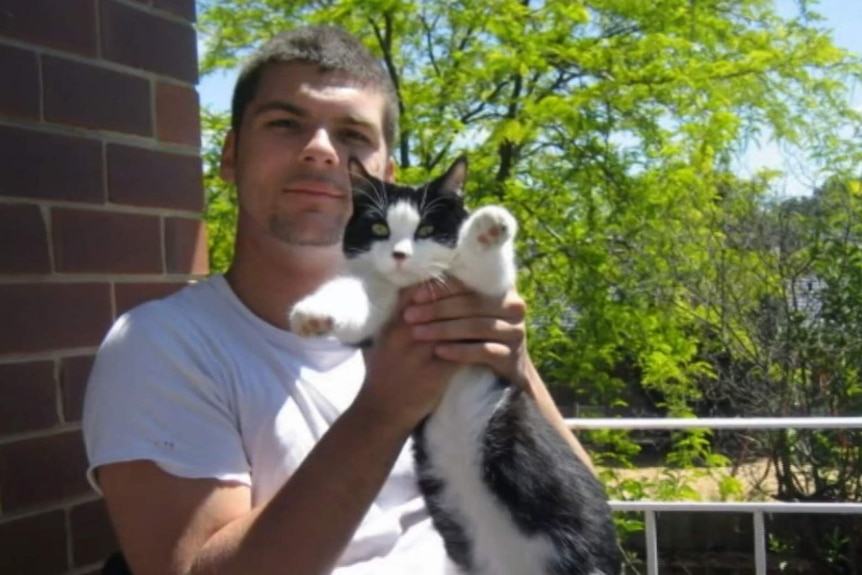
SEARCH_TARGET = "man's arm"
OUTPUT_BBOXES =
[522,356,596,473]
[99,297,458,575]
[100,398,411,575]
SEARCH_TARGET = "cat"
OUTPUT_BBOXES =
[289,157,622,575]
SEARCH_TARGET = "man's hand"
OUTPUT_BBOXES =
[400,278,596,472]
[356,287,463,432]
[403,279,530,389]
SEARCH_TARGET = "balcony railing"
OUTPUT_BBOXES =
[565,416,862,575]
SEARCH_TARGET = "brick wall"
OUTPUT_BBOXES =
[0,0,205,573]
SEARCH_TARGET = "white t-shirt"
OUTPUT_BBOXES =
[83,275,452,573]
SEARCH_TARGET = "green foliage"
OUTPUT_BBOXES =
[201,107,236,274]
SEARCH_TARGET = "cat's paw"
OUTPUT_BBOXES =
[464,206,517,250]
[289,300,335,338]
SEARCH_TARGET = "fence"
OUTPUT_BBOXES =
[565,417,862,575]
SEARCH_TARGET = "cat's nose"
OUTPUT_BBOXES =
[392,251,407,261]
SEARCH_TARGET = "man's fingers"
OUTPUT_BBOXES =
[411,317,523,344]
[434,341,527,389]
[405,292,524,324]
[435,341,512,365]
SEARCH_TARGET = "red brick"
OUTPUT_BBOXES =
[0,203,51,274]
[0,511,67,575]
[115,281,186,316]
[43,55,152,136]
[0,431,91,512]
[156,82,201,146]
[0,125,104,203]
[61,355,95,423]
[0,361,58,436]
[71,499,120,567]
[0,43,39,120]
[108,145,204,211]
[0,283,112,354]
[101,0,198,83]
[164,217,209,275]
[52,208,163,274]
[0,0,97,56]
[153,0,196,21]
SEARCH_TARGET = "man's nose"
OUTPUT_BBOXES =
[302,128,338,165]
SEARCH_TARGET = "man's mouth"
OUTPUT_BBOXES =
[284,180,346,199]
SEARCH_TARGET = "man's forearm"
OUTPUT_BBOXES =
[525,358,597,474]
[190,398,412,575]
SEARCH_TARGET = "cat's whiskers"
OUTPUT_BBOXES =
[352,187,387,220]
[418,182,431,213]
[423,266,454,300]
[420,196,450,219]
[344,246,366,257]
[351,172,390,217]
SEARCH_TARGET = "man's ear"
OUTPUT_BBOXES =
[219,130,237,184]
[384,156,397,183]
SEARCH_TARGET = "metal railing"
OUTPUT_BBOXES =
[564,417,862,575]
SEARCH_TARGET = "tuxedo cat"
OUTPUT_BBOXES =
[289,157,622,575]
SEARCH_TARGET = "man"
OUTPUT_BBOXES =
[83,25,593,575]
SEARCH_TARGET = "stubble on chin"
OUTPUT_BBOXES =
[268,212,346,247]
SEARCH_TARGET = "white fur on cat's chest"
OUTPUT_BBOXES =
[423,367,558,575]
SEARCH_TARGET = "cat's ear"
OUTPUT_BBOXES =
[347,156,373,182]
[437,155,468,196]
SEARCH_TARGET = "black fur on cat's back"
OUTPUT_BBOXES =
[413,379,622,575]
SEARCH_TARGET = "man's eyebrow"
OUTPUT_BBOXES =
[253,100,306,116]
[339,114,377,131]
[252,100,378,133]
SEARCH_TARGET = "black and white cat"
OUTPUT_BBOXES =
[289,157,622,575]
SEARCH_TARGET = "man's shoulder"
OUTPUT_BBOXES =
[121,276,226,327]
[104,276,233,351]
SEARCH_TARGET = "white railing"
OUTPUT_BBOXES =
[564,417,862,575]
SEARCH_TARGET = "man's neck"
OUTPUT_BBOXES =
[225,228,344,331]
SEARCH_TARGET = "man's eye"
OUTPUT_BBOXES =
[344,129,371,143]
[416,225,434,238]
[371,223,389,237]
[268,118,299,129]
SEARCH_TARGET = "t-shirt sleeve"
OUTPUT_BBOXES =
[82,303,251,493]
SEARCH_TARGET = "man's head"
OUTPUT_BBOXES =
[231,26,399,153]
[220,26,398,249]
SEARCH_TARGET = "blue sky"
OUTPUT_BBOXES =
[198,0,861,194]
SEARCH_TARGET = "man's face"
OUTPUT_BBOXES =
[220,62,394,247]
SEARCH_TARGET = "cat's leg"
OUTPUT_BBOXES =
[288,276,392,344]
[449,205,518,297]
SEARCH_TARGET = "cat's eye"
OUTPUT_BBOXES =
[371,223,389,237]
[416,225,434,238]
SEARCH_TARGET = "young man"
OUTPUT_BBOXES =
[83,25,592,575]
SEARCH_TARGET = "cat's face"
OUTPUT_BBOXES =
[344,158,469,287]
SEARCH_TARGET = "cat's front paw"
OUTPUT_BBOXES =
[289,300,334,338]
[464,206,517,250]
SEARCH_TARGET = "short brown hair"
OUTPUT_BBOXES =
[231,26,399,151]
